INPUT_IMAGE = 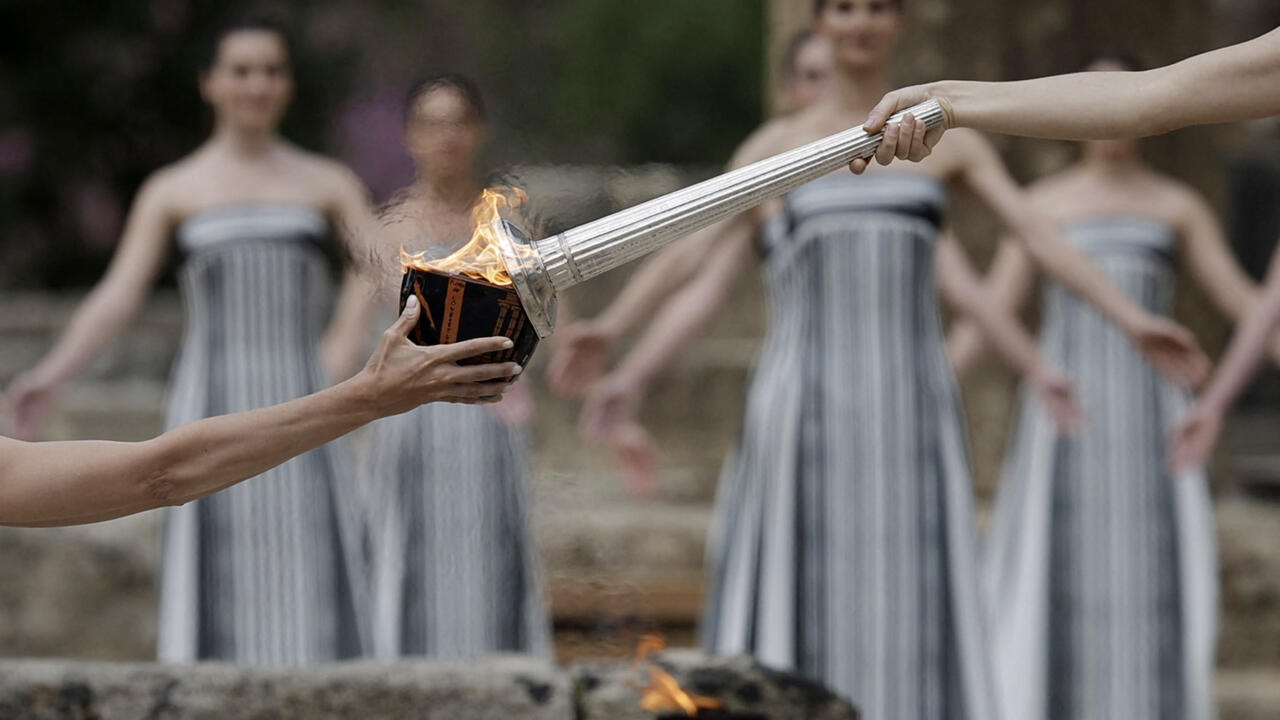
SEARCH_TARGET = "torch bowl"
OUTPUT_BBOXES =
[399,267,541,368]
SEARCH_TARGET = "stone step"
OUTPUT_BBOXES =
[1219,668,1280,720]
[0,514,160,661]
[548,568,705,626]
[535,502,709,574]
[46,379,167,442]
[1216,495,1280,668]
[0,657,573,720]
[0,292,183,384]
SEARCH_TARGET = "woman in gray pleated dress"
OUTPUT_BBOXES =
[950,54,1268,720]
[363,74,549,659]
[561,5,1207,718]
[4,18,378,664]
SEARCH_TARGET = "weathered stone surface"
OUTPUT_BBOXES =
[572,649,858,720]
[1219,669,1280,720]
[0,517,158,661]
[1217,496,1280,668]
[0,657,571,720]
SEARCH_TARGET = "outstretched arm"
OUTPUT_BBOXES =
[946,239,1038,378]
[319,167,392,383]
[1172,248,1280,470]
[545,223,730,396]
[578,223,755,440]
[1178,189,1280,364]
[854,28,1280,171]
[0,300,519,528]
[958,132,1209,386]
[935,236,1080,432]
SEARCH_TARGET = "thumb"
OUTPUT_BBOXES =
[864,90,906,132]
[391,295,420,337]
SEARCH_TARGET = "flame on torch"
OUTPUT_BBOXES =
[633,635,724,717]
[401,186,529,286]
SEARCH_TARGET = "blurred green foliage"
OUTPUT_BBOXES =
[0,0,762,287]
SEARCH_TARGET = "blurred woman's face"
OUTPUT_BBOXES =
[405,88,486,179]
[200,31,293,133]
[788,36,835,111]
[816,0,903,72]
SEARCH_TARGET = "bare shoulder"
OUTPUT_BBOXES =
[1156,174,1213,219]
[286,146,368,199]
[926,127,1010,179]
[1022,168,1079,205]
[939,127,1003,161]
[128,158,200,217]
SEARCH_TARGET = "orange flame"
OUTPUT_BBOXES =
[633,635,724,717]
[400,186,529,286]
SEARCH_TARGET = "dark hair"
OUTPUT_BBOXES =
[1079,51,1145,73]
[814,0,903,16]
[782,30,819,78]
[404,72,488,124]
[200,14,293,71]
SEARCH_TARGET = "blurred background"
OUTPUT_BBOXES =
[1,0,1279,714]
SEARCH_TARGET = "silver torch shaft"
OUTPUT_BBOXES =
[498,99,946,337]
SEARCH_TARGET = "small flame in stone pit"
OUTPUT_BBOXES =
[634,635,724,716]
[400,186,528,286]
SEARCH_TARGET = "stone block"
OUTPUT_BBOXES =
[0,657,571,720]
[572,649,858,720]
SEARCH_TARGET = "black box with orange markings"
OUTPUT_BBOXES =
[399,267,540,368]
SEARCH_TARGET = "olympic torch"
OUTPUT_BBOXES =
[401,100,946,366]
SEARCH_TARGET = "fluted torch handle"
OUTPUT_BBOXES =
[535,99,946,290]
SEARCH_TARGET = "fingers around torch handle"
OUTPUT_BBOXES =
[875,121,900,166]
[862,86,935,134]
[908,115,931,161]
[895,114,918,161]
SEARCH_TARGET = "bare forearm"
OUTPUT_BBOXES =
[957,301,1043,380]
[933,74,1168,140]
[946,320,988,378]
[595,224,725,335]
[0,378,378,527]
[614,237,749,388]
[1016,223,1144,334]
[1200,255,1280,412]
[941,239,1033,377]
[321,275,378,382]
[936,239,1042,379]
[157,376,378,499]
[934,29,1280,140]
[38,285,146,383]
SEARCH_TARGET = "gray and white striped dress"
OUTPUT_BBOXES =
[158,205,369,665]
[365,397,551,659]
[984,218,1217,720]
[703,172,998,720]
